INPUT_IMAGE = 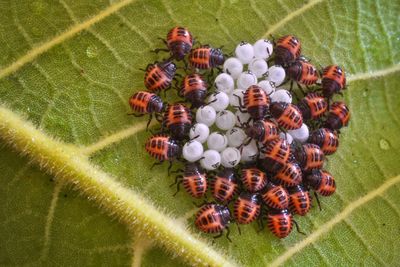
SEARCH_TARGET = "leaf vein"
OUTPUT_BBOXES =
[269,174,400,267]
[0,0,137,79]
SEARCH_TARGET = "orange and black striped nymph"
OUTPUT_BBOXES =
[144,61,176,92]
[180,73,208,108]
[245,119,279,144]
[261,182,289,210]
[195,203,231,233]
[243,85,271,120]
[325,101,350,130]
[273,162,303,187]
[295,144,325,171]
[270,102,303,130]
[267,209,293,238]
[297,93,328,120]
[166,26,194,60]
[287,59,319,86]
[145,134,180,161]
[189,45,224,69]
[234,192,261,224]
[262,138,291,173]
[322,65,346,98]
[212,168,239,203]
[181,162,207,198]
[305,169,336,196]
[163,103,192,140]
[129,91,164,115]
[288,185,311,216]
[274,35,301,66]
[309,128,339,155]
[241,167,268,192]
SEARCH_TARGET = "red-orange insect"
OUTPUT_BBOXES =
[173,162,207,198]
[267,209,293,238]
[287,59,319,86]
[261,138,291,173]
[305,169,336,196]
[212,168,239,203]
[195,203,231,235]
[128,91,164,128]
[244,119,279,144]
[288,185,311,216]
[270,102,303,130]
[241,167,268,192]
[322,65,346,98]
[189,45,224,69]
[166,26,194,60]
[325,101,350,130]
[145,134,180,162]
[144,61,177,92]
[295,144,325,171]
[243,85,270,121]
[234,192,261,224]
[309,128,339,155]
[297,93,328,120]
[261,182,289,210]
[162,103,192,140]
[274,35,301,66]
[180,73,208,108]
[273,162,302,187]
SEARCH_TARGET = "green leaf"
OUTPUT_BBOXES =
[0,0,399,266]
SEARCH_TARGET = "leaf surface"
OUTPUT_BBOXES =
[0,0,399,266]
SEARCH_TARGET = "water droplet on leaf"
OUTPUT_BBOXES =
[86,45,98,58]
[379,139,390,150]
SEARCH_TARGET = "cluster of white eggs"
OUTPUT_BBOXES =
[182,40,310,170]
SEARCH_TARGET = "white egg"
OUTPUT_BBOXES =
[182,140,204,162]
[223,57,243,79]
[196,105,216,126]
[270,89,292,103]
[235,42,254,64]
[267,65,286,86]
[237,71,258,89]
[248,58,268,78]
[220,147,241,168]
[229,89,245,108]
[214,73,234,94]
[200,150,221,170]
[288,123,309,143]
[207,132,228,152]
[235,110,251,126]
[207,92,230,111]
[253,39,274,59]
[257,80,275,96]
[241,140,259,162]
[189,123,210,143]
[215,110,236,131]
[279,132,294,145]
[226,127,247,147]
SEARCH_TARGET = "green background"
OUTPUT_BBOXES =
[0,0,399,266]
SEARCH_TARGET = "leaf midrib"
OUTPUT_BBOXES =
[0,106,238,267]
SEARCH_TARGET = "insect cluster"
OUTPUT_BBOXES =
[129,27,350,240]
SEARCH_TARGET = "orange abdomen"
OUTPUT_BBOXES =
[267,209,293,238]
[289,185,311,216]
[273,162,302,187]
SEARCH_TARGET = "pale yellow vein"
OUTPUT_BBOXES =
[40,180,64,260]
[269,174,400,267]
[131,236,153,267]
[81,121,148,155]
[263,0,325,37]
[0,0,136,79]
[347,63,400,83]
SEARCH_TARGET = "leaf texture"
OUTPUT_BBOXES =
[0,0,399,266]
